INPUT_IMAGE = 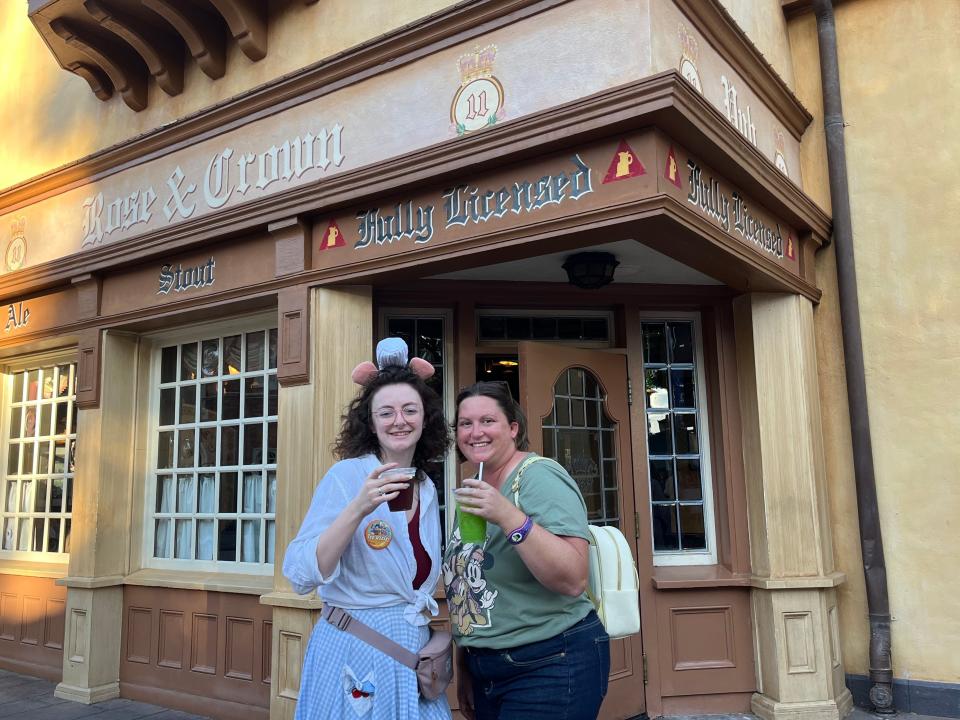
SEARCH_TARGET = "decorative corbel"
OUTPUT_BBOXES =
[269,217,310,278]
[49,17,147,111]
[75,326,103,409]
[208,0,267,62]
[64,61,113,101]
[277,284,310,387]
[83,0,184,96]
[71,273,102,322]
[142,0,226,80]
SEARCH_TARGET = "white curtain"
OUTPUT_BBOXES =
[175,519,191,559]
[241,521,260,563]
[177,475,196,513]
[198,474,216,513]
[197,520,215,560]
[154,519,171,557]
[158,476,174,513]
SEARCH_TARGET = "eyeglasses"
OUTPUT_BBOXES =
[373,407,422,423]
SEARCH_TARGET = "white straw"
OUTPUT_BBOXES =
[477,462,484,483]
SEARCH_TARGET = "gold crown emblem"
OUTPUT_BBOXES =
[677,23,699,62]
[775,130,786,154]
[10,216,25,241]
[457,44,497,86]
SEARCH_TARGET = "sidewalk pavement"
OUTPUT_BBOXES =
[0,668,210,720]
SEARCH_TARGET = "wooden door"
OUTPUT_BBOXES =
[519,341,645,720]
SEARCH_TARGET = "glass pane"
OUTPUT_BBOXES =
[6,444,17,475]
[583,318,608,341]
[8,407,21,438]
[671,369,696,409]
[222,380,240,420]
[244,377,264,418]
[652,504,679,551]
[12,371,24,402]
[417,319,443,363]
[4,481,16,512]
[220,472,238,513]
[38,404,51,436]
[645,369,669,410]
[63,519,72,553]
[673,413,699,455]
[218,519,237,561]
[246,331,265,372]
[175,519,192,559]
[266,471,277,513]
[647,413,673,455]
[243,424,263,465]
[57,365,72,397]
[569,368,585,397]
[198,473,216,513]
[388,318,415,346]
[677,460,702,501]
[477,315,504,340]
[265,521,276,564]
[157,431,174,469]
[157,474,174,513]
[26,370,39,401]
[65,475,73,511]
[41,371,55,400]
[53,440,66,474]
[242,471,263,513]
[2,518,14,550]
[38,442,51,475]
[159,388,176,425]
[20,481,33,512]
[571,399,586,427]
[179,385,197,424]
[679,505,707,549]
[180,342,198,381]
[649,459,676,501]
[177,429,195,467]
[505,317,529,340]
[542,428,555,458]
[532,317,556,339]
[51,479,64,512]
[23,443,34,475]
[557,318,580,340]
[240,520,260,562]
[200,382,218,421]
[222,335,242,375]
[267,422,277,463]
[177,474,196,513]
[201,339,219,378]
[555,397,570,426]
[18,517,31,550]
[46,519,61,553]
[642,322,668,364]
[160,346,178,383]
[197,520,215,561]
[220,426,239,465]
[55,402,69,435]
[669,322,694,364]
[268,329,278,369]
[198,427,217,467]
[268,376,278,417]
[601,430,615,458]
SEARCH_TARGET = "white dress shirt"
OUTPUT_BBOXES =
[282,454,441,627]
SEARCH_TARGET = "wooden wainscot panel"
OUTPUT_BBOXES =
[276,284,309,387]
[99,235,275,319]
[0,575,67,681]
[656,588,756,698]
[120,585,270,718]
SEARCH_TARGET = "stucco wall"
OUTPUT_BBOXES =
[0,0,452,191]
[787,0,960,684]
[718,0,796,89]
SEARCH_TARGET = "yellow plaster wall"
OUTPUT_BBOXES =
[787,0,960,684]
[0,0,452,191]
[718,0,797,89]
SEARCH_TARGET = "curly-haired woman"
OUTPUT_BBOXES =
[283,338,452,719]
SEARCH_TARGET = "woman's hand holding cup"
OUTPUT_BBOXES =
[353,463,411,515]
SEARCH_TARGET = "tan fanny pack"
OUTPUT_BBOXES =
[322,605,453,700]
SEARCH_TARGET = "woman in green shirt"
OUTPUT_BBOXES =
[442,381,610,720]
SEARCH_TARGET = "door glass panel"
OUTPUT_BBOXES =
[542,367,619,528]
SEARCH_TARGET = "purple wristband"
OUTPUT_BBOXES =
[507,515,534,545]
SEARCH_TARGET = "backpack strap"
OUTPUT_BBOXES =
[509,454,560,510]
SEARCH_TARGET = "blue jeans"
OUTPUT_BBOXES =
[465,610,611,720]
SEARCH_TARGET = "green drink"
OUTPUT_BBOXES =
[456,461,487,544]
[457,505,487,544]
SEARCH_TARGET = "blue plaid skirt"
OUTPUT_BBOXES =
[294,605,451,720]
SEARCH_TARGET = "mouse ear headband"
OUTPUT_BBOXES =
[351,337,435,386]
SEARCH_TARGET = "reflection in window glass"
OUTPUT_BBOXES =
[153,328,277,564]
[642,320,709,554]
[1,364,77,555]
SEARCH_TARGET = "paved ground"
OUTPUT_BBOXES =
[0,668,209,720]
[0,666,954,720]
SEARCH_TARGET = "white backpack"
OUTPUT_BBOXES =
[511,456,641,639]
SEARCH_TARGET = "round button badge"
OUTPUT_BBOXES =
[364,519,393,550]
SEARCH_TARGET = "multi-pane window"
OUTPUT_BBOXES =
[152,328,277,566]
[384,315,451,535]
[641,319,714,561]
[477,312,611,344]
[542,367,620,528]
[1,363,76,556]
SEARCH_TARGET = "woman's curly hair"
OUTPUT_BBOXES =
[333,365,450,475]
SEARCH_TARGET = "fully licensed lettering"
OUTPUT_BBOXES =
[686,160,784,259]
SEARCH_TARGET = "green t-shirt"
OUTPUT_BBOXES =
[442,454,595,649]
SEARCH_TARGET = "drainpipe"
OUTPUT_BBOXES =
[811,0,894,713]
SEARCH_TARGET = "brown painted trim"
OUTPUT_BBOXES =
[676,0,812,138]
[1,0,568,210]
[71,274,101,320]
[651,565,752,589]
[277,284,310,387]
[75,326,101,409]
[270,217,310,277]
[0,73,829,305]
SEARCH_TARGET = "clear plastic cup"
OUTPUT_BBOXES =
[379,467,417,511]
[456,462,486,543]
